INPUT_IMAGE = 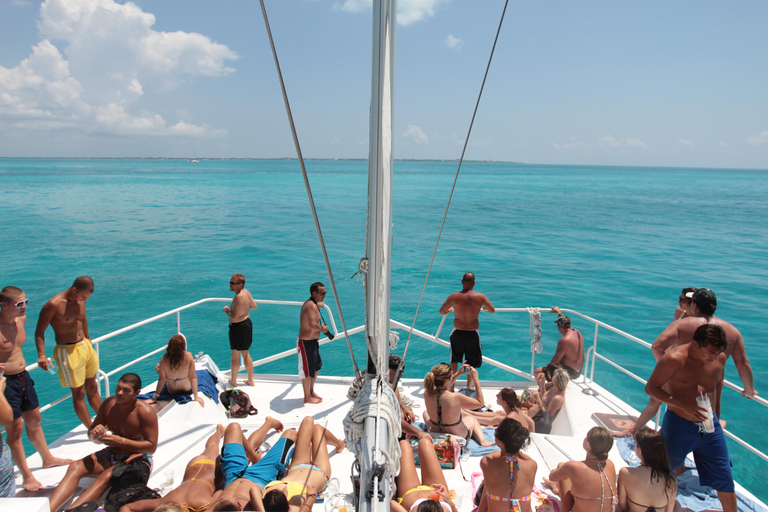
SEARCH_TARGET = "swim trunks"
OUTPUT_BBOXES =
[54,337,99,389]
[543,363,581,382]
[229,318,253,351]
[3,370,40,419]
[660,409,734,493]
[297,338,322,378]
[222,437,295,488]
[449,329,482,368]
[0,439,15,497]
[94,447,153,468]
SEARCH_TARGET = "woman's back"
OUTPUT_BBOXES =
[480,453,536,512]
[618,466,675,512]
[568,459,617,512]
[162,352,193,393]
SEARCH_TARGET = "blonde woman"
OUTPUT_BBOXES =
[525,366,568,434]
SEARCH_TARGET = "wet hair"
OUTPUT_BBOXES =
[416,500,444,512]
[634,427,675,494]
[119,372,142,393]
[72,276,95,292]
[586,426,613,462]
[552,367,570,391]
[424,363,452,395]
[230,273,245,285]
[693,323,727,353]
[211,499,244,511]
[692,288,717,316]
[153,505,184,512]
[310,282,325,294]
[166,334,187,371]
[0,286,23,304]
[500,388,520,409]
[496,418,530,454]
[389,354,404,372]
[262,489,289,512]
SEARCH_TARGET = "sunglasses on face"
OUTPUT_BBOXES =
[230,281,243,286]
[14,299,29,309]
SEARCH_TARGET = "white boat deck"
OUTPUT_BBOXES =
[12,359,766,511]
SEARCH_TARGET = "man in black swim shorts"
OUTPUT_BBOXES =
[223,273,258,387]
[298,282,332,404]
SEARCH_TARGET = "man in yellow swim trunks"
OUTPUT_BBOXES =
[35,276,102,428]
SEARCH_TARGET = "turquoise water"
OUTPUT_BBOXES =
[1,158,767,499]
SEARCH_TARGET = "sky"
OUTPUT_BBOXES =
[0,0,766,169]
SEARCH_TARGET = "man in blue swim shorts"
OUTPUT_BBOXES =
[646,323,735,512]
[208,418,297,510]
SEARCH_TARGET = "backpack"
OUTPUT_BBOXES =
[219,388,258,418]
[102,457,159,512]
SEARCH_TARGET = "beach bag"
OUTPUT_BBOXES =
[410,434,460,469]
[220,388,258,418]
[103,485,160,512]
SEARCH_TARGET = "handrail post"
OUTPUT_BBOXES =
[434,314,447,341]
[590,323,599,381]
[176,311,181,334]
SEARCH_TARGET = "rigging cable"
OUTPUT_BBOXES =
[258,0,359,376]
[399,0,511,370]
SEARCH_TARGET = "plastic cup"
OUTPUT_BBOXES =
[461,446,470,462]
[452,491,464,509]
[164,468,174,486]
[695,394,715,433]
[430,491,441,501]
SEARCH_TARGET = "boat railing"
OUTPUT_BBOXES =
[14,300,768,463]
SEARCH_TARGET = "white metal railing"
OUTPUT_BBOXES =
[13,300,768,464]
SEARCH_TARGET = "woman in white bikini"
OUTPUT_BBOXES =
[617,427,677,512]
[423,362,495,446]
[478,418,537,512]
[545,426,618,512]
[151,334,203,406]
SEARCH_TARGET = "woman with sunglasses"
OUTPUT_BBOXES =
[148,334,203,407]
[617,427,677,512]
[423,362,496,446]
[674,287,697,321]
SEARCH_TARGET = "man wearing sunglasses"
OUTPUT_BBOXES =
[1,286,72,492]
[35,276,102,429]
[223,273,258,388]
[298,282,331,404]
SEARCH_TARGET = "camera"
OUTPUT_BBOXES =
[326,331,335,340]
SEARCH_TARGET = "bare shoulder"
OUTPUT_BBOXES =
[135,399,159,421]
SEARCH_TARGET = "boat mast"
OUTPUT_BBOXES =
[359,0,396,511]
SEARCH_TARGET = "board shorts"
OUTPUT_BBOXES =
[54,337,99,389]
[0,439,16,497]
[3,370,40,419]
[94,447,153,468]
[661,409,734,493]
[229,317,253,351]
[222,437,295,488]
[449,329,482,368]
[298,338,322,378]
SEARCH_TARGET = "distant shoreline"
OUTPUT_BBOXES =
[0,156,524,164]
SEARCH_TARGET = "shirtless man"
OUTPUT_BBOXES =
[620,288,757,437]
[48,372,158,512]
[35,276,102,428]
[534,307,584,381]
[1,286,72,492]
[222,273,258,387]
[118,417,284,512]
[439,273,495,389]
[674,287,696,321]
[298,282,332,404]
[645,324,735,512]
[206,420,298,511]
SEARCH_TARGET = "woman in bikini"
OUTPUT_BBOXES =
[261,416,345,512]
[390,436,460,512]
[478,418,537,512]
[464,388,536,431]
[150,334,203,407]
[524,366,568,434]
[545,427,618,512]
[674,287,697,321]
[423,363,495,446]
[617,428,676,512]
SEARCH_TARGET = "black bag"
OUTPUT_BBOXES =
[103,485,161,512]
[102,457,157,512]
[220,388,258,418]
[64,502,99,512]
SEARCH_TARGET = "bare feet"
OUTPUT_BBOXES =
[265,416,284,433]
[22,474,42,492]
[542,476,560,495]
[245,379,255,387]
[228,379,237,388]
[42,456,73,468]
[334,439,346,454]
[304,397,322,404]
[311,391,323,402]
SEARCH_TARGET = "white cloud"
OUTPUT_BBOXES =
[444,35,464,49]
[335,0,448,26]
[678,138,695,147]
[625,138,648,148]
[404,124,429,144]
[552,137,594,151]
[597,135,621,148]
[0,0,237,137]
[747,130,768,146]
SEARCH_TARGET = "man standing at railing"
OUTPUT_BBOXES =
[533,307,584,382]
[1,286,72,492]
[439,272,495,390]
[298,282,332,404]
[35,276,102,429]
[223,273,258,388]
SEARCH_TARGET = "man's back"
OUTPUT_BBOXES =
[656,315,743,360]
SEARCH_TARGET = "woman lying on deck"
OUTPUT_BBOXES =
[545,427,618,512]
[478,418,537,512]
[390,437,460,512]
[423,363,495,447]
[524,366,568,434]
[464,388,536,431]
[617,427,677,512]
[149,334,203,407]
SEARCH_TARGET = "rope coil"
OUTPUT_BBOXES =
[528,307,542,354]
